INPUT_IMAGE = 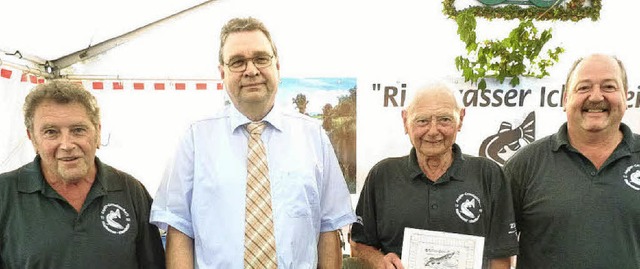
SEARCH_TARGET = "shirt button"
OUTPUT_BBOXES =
[431,204,438,209]
[590,171,596,176]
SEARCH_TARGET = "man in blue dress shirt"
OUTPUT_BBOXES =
[150,17,356,269]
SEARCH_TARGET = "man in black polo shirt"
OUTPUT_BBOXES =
[0,81,165,269]
[505,54,640,268]
[350,81,518,269]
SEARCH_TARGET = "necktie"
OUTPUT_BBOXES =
[244,121,278,268]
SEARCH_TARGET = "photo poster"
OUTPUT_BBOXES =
[356,75,640,195]
[276,77,357,193]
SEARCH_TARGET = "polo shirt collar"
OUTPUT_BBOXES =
[94,157,124,192]
[17,156,122,194]
[407,143,466,182]
[551,123,570,151]
[621,123,640,153]
[228,103,284,134]
[407,148,423,180]
[16,156,45,193]
[552,122,639,153]
[447,144,467,181]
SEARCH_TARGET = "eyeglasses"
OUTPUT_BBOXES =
[224,55,275,72]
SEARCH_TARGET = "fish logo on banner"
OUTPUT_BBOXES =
[479,111,535,165]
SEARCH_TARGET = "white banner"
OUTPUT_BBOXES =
[356,76,640,194]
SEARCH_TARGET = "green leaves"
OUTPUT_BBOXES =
[456,12,478,50]
[454,13,564,90]
[442,0,601,21]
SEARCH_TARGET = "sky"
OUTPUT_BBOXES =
[277,77,356,115]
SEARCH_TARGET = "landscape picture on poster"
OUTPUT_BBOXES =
[277,77,357,193]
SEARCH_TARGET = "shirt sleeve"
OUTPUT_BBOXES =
[135,181,167,269]
[349,165,382,249]
[503,150,527,233]
[319,128,357,232]
[150,126,195,237]
[484,161,519,258]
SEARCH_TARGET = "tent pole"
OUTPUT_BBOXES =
[51,0,217,73]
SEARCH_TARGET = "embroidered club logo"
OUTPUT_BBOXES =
[455,193,482,223]
[100,203,131,234]
[623,164,640,191]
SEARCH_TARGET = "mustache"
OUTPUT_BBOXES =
[582,101,609,111]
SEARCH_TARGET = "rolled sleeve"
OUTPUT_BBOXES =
[150,127,195,238]
[319,129,356,232]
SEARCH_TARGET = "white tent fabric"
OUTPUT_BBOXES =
[0,68,38,172]
[0,0,209,61]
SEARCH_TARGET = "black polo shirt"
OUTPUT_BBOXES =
[351,144,518,262]
[505,123,640,269]
[0,156,165,269]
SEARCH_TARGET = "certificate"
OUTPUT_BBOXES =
[401,228,485,269]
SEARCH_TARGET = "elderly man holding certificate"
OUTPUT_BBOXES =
[350,81,518,269]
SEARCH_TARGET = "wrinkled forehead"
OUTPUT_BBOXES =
[409,99,460,121]
[33,100,93,122]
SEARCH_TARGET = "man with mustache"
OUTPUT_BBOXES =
[0,81,166,268]
[504,54,640,268]
[150,17,355,269]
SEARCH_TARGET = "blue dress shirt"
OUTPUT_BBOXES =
[150,104,356,269]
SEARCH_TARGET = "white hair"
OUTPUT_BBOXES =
[405,80,463,111]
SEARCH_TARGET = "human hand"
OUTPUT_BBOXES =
[381,252,404,269]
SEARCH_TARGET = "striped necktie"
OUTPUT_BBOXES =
[244,121,278,268]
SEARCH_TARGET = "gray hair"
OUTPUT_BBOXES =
[218,17,279,65]
[23,80,100,132]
